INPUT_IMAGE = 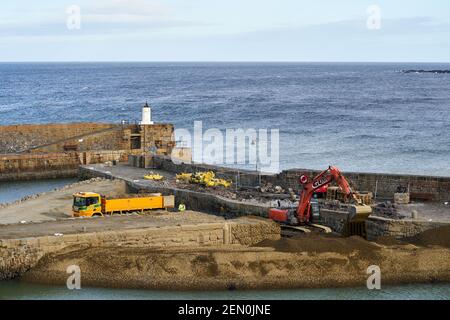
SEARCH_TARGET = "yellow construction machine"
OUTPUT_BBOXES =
[176,171,232,188]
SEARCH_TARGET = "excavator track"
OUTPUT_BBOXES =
[281,225,311,233]
[309,223,332,233]
[280,223,332,237]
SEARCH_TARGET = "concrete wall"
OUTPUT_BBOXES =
[365,216,448,241]
[0,150,134,182]
[318,209,349,235]
[0,220,280,280]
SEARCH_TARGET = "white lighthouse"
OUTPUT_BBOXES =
[141,102,154,125]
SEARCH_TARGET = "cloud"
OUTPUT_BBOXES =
[232,16,450,41]
[0,0,203,38]
[87,0,169,16]
[2,8,450,62]
[139,16,450,62]
[83,0,170,23]
[307,16,450,35]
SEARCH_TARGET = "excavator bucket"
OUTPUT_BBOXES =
[344,205,372,238]
[348,204,372,222]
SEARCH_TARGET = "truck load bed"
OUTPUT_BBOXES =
[101,194,174,214]
[102,193,163,199]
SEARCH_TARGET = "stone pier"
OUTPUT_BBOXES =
[0,213,280,280]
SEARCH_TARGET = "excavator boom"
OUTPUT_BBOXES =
[269,166,372,225]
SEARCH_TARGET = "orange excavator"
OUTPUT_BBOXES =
[269,166,372,225]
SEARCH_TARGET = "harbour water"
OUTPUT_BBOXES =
[0,178,77,205]
[1,280,448,300]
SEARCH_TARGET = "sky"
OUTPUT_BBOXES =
[1,0,450,62]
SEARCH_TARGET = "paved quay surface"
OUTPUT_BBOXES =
[0,210,267,240]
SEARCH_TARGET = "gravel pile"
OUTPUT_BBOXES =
[255,233,381,259]
[376,226,450,248]
[404,226,450,248]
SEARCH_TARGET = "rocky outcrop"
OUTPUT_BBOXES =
[401,70,450,74]
[0,245,44,280]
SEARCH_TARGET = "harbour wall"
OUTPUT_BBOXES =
[0,219,280,280]
[0,123,175,181]
[0,122,174,154]
[135,155,450,202]
[0,150,135,182]
[0,123,130,153]
[271,169,450,202]
[319,209,448,241]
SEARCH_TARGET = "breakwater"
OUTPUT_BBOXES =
[0,122,175,182]
[135,155,450,202]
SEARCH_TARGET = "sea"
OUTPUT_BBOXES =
[1,62,450,175]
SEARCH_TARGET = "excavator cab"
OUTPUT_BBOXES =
[269,207,298,225]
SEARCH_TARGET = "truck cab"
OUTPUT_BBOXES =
[72,192,102,217]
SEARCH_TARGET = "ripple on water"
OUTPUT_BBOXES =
[0,281,449,300]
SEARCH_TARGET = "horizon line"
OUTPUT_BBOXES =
[1,60,450,64]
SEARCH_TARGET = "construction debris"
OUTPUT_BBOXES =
[373,201,405,219]
[258,183,285,194]
[394,192,410,204]
[176,171,232,188]
[175,173,192,183]
[326,187,373,205]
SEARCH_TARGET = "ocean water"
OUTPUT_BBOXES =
[1,62,450,175]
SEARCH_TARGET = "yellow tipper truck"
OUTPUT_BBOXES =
[72,192,175,217]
